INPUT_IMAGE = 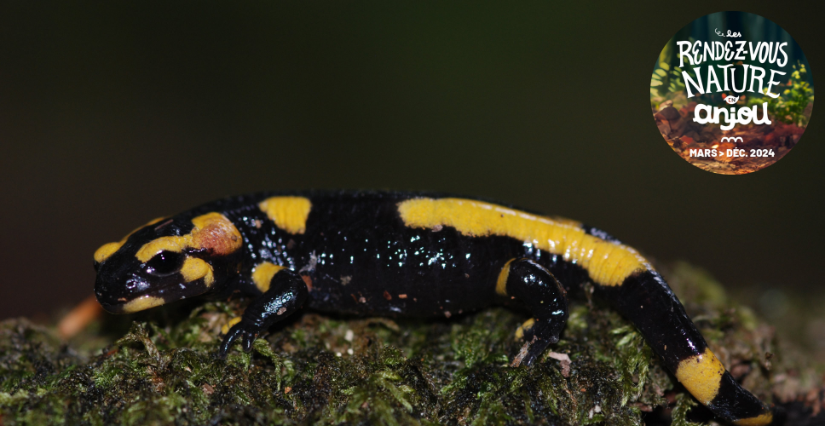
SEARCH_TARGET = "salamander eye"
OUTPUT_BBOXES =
[145,251,185,276]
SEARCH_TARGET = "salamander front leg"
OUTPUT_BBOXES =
[219,269,308,357]
[498,258,569,366]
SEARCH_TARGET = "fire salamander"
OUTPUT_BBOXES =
[94,191,775,425]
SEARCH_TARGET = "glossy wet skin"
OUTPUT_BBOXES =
[92,191,777,426]
[94,219,222,314]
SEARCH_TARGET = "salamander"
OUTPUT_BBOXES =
[93,190,776,425]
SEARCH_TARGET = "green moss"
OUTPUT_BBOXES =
[670,394,702,426]
[1,263,821,425]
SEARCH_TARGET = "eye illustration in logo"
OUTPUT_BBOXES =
[723,95,740,104]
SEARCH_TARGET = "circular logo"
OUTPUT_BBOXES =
[651,12,814,174]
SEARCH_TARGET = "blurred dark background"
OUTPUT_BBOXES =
[0,2,821,353]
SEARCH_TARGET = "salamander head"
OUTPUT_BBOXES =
[93,212,243,314]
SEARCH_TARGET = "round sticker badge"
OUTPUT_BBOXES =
[651,11,814,174]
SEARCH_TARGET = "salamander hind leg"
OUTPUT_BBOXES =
[498,258,569,367]
[219,269,308,357]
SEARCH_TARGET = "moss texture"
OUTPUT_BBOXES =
[1,262,822,425]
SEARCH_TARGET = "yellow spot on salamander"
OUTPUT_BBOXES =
[190,212,243,256]
[122,295,165,313]
[397,198,650,287]
[252,262,286,293]
[733,412,773,426]
[221,317,242,335]
[94,217,166,263]
[94,242,125,264]
[674,348,725,405]
[136,237,187,262]
[496,258,516,296]
[514,318,536,341]
[135,212,242,263]
[180,257,214,286]
[258,196,312,234]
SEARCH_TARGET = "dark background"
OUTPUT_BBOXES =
[0,2,821,351]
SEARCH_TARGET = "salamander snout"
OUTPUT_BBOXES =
[94,253,166,314]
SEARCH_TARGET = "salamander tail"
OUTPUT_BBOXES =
[597,269,777,425]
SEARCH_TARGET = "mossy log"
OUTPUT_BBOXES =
[1,262,822,425]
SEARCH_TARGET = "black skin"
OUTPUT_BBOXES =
[221,269,308,353]
[503,259,569,365]
[94,190,776,425]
